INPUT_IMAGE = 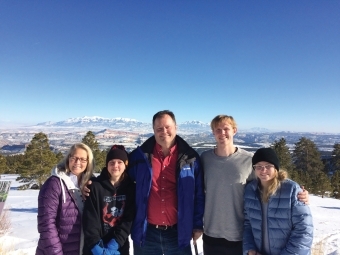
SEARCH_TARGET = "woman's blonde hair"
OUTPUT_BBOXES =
[260,169,288,203]
[57,143,95,190]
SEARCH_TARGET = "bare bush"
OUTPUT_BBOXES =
[0,209,11,236]
[0,209,12,255]
[311,239,324,255]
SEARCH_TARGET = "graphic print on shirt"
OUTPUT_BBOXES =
[102,194,126,233]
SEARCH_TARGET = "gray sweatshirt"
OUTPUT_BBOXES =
[201,148,255,241]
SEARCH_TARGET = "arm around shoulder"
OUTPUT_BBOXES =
[297,185,310,204]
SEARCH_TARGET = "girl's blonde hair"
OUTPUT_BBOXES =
[260,169,288,203]
[57,143,95,189]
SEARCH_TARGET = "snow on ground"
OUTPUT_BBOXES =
[1,174,340,255]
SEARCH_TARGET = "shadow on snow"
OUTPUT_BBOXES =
[10,207,38,213]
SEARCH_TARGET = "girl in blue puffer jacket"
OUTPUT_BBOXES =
[243,148,313,255]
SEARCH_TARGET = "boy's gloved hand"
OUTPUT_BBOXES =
[106,239,120,255]
[91,239,105,255]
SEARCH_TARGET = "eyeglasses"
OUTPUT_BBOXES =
[69,156,88,163]
[253,164,274,171]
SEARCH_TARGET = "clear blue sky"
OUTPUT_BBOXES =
[1,1,339,133]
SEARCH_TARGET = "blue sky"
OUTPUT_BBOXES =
[1,1,339,133]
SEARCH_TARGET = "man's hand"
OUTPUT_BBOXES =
[298,185,310,205]
[192,229,203,245]
[82,179,92,200]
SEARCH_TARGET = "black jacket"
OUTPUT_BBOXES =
[83,168,135,255]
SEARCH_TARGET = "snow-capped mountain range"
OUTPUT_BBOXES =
[2,116,340,156]
[38,116,139,126]
[36,116,212,133]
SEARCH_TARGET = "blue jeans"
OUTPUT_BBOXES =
[133,225,192,255]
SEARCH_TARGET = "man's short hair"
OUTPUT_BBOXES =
[210,115,237,131]
[152,110,177,127]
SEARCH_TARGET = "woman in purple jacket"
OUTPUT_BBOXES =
[36,143,95,255]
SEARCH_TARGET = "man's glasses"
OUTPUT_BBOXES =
[69,156,88,163]
[253,164,274,171]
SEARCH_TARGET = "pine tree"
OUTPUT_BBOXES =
[18,132,57,188]
[288,169,302,185]
[82,131,99,150]
[96,149,107,171]
[271,138,302,183]
[271,138,294,171]
[0,154,7,174]
[293,137,324,173]
[298,170,313,192]
[315,171,333,197]
[330,143,340,197]
[293,137,326,194]
[6,154,25,174]
[333,143,340,172]
[55,151,64,163]
[81,131,104,172]
[331,170,340,198]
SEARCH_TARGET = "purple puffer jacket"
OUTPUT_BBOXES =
[36,170,82,255]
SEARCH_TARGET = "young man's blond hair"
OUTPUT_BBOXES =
[210,114,237,131]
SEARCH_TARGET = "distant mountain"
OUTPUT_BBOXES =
[178,121,210,133]
[35,116,284,134]
[36,116,151,132]
[37,116,138,126]
[243,127,271,133]
[35,116,213,134]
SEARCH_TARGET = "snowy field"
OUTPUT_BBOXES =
[1,174,340,255]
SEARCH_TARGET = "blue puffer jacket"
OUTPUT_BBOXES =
[128,135,205,249]
[243,179,313,255]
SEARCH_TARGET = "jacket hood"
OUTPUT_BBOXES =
[51,166,78,190]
